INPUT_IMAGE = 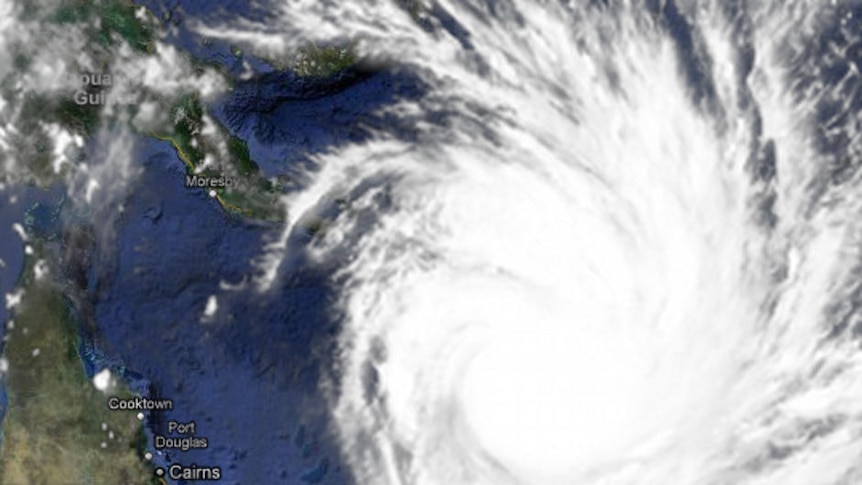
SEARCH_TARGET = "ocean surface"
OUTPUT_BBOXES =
[5,1,862,484]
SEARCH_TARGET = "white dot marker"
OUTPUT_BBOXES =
[208,190,217,198]
[31,348,40,357]
[100,441,107,449]
[101,422,108,431]
[137,412,145,421]
[144,452,153,461]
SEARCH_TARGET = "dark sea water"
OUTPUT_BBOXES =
[87,138,349,484]
[2,1,861,484]
[36,2,425,480]
[42,3,417,482]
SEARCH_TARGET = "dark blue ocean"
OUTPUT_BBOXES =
[78,3,425,480]
[88,136,342,484]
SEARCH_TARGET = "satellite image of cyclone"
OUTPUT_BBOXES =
[0,0,860,484]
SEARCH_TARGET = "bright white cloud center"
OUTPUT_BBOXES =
[203,0,862,483]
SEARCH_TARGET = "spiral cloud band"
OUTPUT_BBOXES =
[204,1,862,483]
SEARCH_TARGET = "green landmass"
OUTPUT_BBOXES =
[0,0,158,185]
[53,0,155,53]
[0,89,103,187]
[293,44,356,78]
[6,0,290,222]
[154,94,285,221]
[0,252,156,484]
[237,40,356,78]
